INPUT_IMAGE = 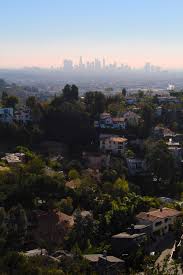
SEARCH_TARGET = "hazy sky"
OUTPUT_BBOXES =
[0,0,183,69]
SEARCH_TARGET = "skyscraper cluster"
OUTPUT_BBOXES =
[62,57,162,73]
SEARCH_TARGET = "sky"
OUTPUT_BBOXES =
[0,0,183,69]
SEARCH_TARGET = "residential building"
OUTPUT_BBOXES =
[100,136,127,155]
[0,108,13,123]
[166,138,182,160]
[112,231,147,256]
[95,113,126,130]
[157,96,180,104]
[155,106,162,117]
[136,208,182,236]
[1,152,25,165]
[84,252,125,274]
[126,158,146,176]
[125,97,137,105]
[153,126,175,139]
[14,107,32,124]
[24,249,48,257]
[112,117,126,129]
[100,113,113,127]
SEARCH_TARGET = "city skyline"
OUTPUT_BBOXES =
[1,0,183,69]
[61,57,162,73]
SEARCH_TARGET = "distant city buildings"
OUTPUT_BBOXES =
[62,57,162,73]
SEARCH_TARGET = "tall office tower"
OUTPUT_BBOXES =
[63,59,73,71]
[94,58,101,71]
[144,62,151,72]
[103,58,106,69]
[79,56,85,70]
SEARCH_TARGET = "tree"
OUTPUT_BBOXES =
[25,156,45,174]
[1,91,8,105]
[122,88,127,97]
[145,140,175,185]
[85,91,106,116]
[141,103,154,137]
[113,177,129,196]
[7,205,28,248]
[62,84,79,101]
[0,79,6,88]
[0,207,7,253]
[26,96,37,109]
[67,211,98,251]
[59,197,73,214]
[4,95,19,108]
[68,169,80,180]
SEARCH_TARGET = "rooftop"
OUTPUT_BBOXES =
[24,248,47,257]
[84,254,124,263]
[112,117,126,122]
[112,232,146,239]
[108,137,127,143]
[136,207,181,222]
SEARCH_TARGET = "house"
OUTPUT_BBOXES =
[84,252,125,274]
[99,112,113,128]
[123,111,140,127]
[126,224,152,237]
[33,210,74,246]
[112,117,126,129]
[126,158,146,176]
[153,126,175,139]
[24,248,48,257]
[155,106,162,117]
[157,96,180,104]
[111,231,147,256]
[95,113,126,130]
[166,138,182,160]
[1,152,25,165]
[100,136,127,155]
[0,108,13,123]
[136,207,182,236]
[14,107,32,124]
[125,97,137,105]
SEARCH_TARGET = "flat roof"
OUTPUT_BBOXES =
[84,254,124,263]
[112,232,146,239]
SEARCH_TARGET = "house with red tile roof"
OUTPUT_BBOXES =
[136,207,182,236]
[100,136,127,155]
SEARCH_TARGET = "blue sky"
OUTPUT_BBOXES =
[0,0,183,68]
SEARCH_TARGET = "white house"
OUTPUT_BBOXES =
[0,108,13,123]
[166,138,182,160]
[100,136,127,155]
[136,208,182,236]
